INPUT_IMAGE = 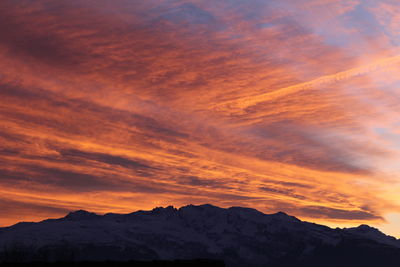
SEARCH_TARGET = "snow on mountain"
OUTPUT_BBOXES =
[344,224,400,248]
[0,204,399,266]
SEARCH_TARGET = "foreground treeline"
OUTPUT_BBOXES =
[0,259,225,267]
[2,238,400,267]
[0,245,224,266]
[0,244,224,265]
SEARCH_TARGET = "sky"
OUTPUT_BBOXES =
[0,0,400,237]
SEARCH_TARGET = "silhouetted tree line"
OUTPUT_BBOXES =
[0,243,75,263]
[0,243,225,267]
[0,260,225,267]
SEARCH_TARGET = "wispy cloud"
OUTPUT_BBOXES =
[0,0,400,236]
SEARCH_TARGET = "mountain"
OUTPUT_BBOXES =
[0,204,399,266]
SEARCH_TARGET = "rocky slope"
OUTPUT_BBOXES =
[0,204,399,266]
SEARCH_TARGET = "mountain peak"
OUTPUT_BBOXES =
[346,224,382,235]
[148,205,178,217]
[355,224,378,231]
[273,211,289,216]
[1,204,399,266]
[181,203,220,209]
[270,211,300,222]
[178,203,223,213]
[64,210,99,220]
[198,203,219,209]
[345,224,400,247]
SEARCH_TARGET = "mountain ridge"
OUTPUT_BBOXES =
[6,204,394,239]
[0,204,399,266]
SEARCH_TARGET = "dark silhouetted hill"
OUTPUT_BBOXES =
[0,204,399,267]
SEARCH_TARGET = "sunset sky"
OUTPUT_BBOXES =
[1,0,400,237]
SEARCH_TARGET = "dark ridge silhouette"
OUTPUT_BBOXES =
[0,259,225,267]
[0,204,399,267]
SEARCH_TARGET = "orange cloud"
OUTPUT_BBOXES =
[0,0,400,237]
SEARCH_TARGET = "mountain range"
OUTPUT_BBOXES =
[0,204,399,266]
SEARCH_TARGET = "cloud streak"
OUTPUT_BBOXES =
[0,0,400,236]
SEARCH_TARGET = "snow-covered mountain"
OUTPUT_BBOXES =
[0,204,399,266]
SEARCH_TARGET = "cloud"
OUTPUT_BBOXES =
[299,206,382,221]
[0,197,70,226]
[259,186,307,200]
[58,149,154,170]
[0,0,400,236]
